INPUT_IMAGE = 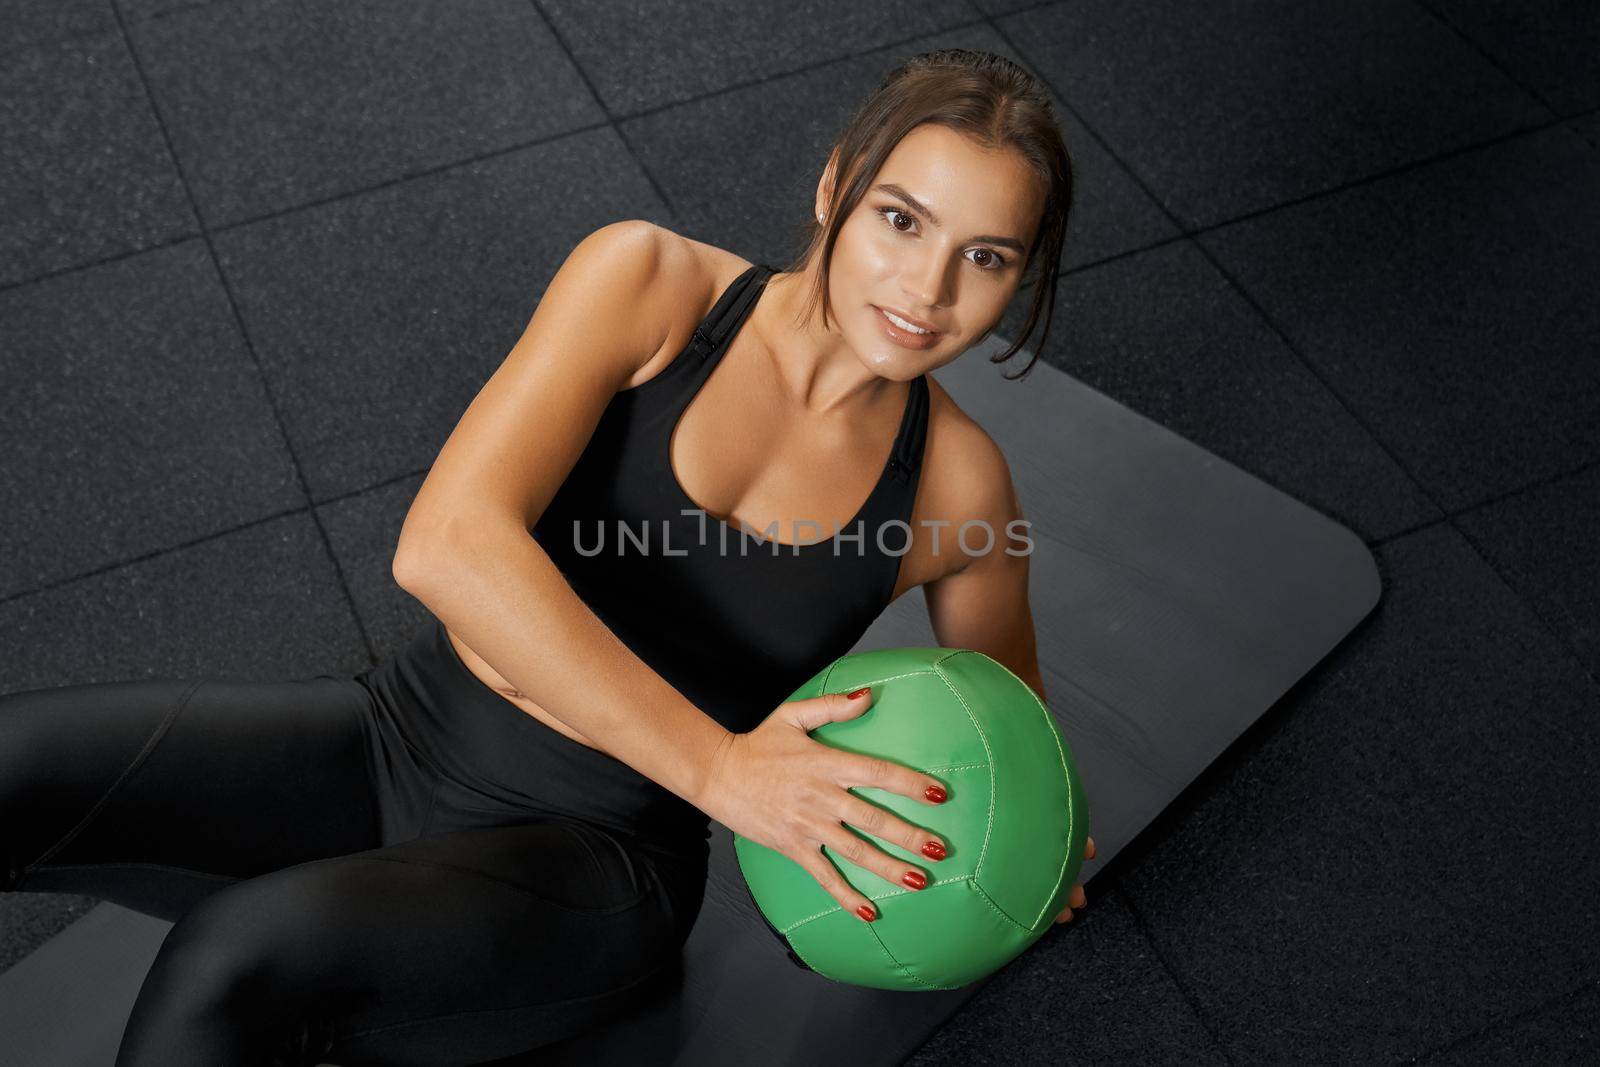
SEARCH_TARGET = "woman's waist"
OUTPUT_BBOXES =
[434,615,620,758]
[360,617,709,848]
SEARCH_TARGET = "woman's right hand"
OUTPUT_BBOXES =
[695,685,950,923]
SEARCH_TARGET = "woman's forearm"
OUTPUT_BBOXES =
[394,517,735,808]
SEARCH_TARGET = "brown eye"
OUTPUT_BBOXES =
[878,207,916,233]
[968,248,1008,272]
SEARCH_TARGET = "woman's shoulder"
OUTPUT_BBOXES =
[912,374,1022,584]
[923,373,1010,494]
[616,225,753,390]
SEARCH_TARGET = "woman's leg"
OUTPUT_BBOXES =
[0,674,381,920]
[116,817,691,1067]
[3,645,704,1062]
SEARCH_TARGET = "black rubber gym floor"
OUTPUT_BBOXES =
[2,2,1596,1063]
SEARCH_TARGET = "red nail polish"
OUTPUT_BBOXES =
[902,871,927,890]
[922,840,946,860]
[847,687,870,700]
[925,785,947,804]
[856,903,877,921]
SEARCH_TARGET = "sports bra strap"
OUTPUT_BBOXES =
[888,374,930,483]
[694,264,772,353]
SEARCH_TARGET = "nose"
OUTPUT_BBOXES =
[903,258,949,311]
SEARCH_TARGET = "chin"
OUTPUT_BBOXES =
[868,353,926,380]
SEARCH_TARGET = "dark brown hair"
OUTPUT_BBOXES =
[785,48,1076,381]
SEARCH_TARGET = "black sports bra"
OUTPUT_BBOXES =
[531,262,930,733]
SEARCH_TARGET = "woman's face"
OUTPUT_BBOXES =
[818,123,1045,378]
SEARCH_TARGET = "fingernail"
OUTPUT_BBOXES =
[922,840,946,860]
[847,687,870,700]
[902,871,927,891]
[925,785,947,803]
[856,903,877,922]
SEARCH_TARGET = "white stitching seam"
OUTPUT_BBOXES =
[937,649,1076,930]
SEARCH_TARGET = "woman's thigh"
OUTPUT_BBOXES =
[119,817,688,1066]
[0,674,381,919]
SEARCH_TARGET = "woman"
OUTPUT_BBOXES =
[1,48,1094,1065]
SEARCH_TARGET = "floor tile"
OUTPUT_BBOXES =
[1118,523,1600,1063]
[210,128,671,500]
[0,510,367,690]
[2,0,115,54]
[0,241,304,598]
[1455,462,1600,682]
[998,0,1550,229]
[1422,978,1600,1064]
[620,23,1178,272]
[0,31,196,287]
[542,0,975,118]
[1197,125,1600,513]
[317,472,435,655]
[1030,239,1440,542]
[125,0,605,226]
[1569,109,1600,150]
[906,886,1229,1066]
[1422,0,1600,116]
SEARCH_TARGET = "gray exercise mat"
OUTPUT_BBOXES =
[0,339,1379,1065]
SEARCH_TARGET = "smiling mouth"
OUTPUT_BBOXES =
[875,306,939,335]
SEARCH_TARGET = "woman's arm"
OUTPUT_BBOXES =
[398,518,731,807]
[921,436,1045,700]
[393,219,733,808]
[923,440,1094,927]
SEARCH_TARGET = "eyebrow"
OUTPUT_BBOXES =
[871,182,1028,254]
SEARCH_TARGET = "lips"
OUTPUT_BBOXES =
[874,305,940,335]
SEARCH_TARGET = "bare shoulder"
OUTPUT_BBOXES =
[620,224,754,389]
[916,374,1023,581]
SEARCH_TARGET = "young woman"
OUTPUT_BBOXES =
[1,48,1094,1065]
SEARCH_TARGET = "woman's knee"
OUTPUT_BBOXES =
[120,875,351,1066]
[141,897,265,1017]
[149,861,374,1008]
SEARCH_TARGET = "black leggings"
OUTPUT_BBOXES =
[0,615,710,1066]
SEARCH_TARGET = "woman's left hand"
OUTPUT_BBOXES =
[1054,836,1096,923]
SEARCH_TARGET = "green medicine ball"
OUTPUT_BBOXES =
[733,646,1090,990]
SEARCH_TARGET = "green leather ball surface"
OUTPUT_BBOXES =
[733,646,1090,990]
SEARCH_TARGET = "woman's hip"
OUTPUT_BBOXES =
[358,615,712,864]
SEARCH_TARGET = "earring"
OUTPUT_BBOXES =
[818,211,827,222]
